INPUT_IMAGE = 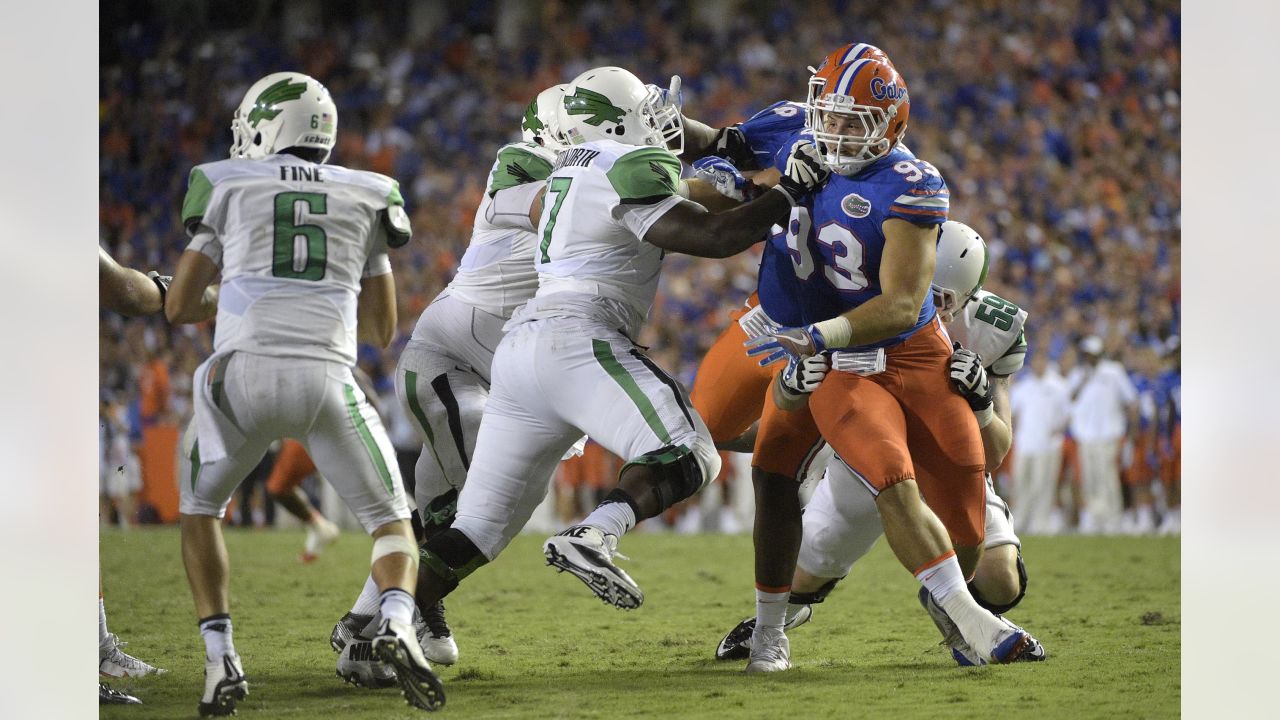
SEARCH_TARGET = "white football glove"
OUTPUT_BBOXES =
[147,270,172,303]
[646,75,683,112]
[779,353,831,396]
[692,157,749,201]
[948,343,993,412]
[773,140,830,206]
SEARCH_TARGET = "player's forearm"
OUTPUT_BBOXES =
[681,177,741,213]
[678,114,720,161]
[165,284,217,324]
[100,262,163,316]
[771,374,810,412]
[698,188,791,257]
[980,415,1013,472]
[824,292,921,348]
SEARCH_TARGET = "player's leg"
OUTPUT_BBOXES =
[264,439,340,562]
[303,364,442,711]
[542,329,720,609]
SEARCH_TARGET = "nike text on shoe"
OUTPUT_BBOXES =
[716,605,813,661]
[543,526,643,610]
[198,653,248,717]
[416,601,459,666]
[989,618,1047,664]
[917,587,986,667]
[336,640,398,689]
[372,619,445,711]
[99,633,166,677]
[99,682,142,705]
[744,628,791,674]
[331,611,375,652]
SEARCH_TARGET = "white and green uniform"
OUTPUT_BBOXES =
[396,141,555,516]
[177,153,412,532]
[799,291,1029,578]
[449,139,721,560]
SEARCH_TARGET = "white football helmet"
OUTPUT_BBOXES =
[932,220,989,322]
[230,72,338,163]
[521,84,569,151]
[556,67,683,154]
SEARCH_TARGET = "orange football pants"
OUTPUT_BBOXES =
[755,317,988,548]
[689,294,779,444]
[265,439,317,496]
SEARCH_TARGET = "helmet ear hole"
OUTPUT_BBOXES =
[614,125,625,136]
[253,132,262,147]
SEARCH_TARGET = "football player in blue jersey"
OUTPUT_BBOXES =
[733,57,1041,671]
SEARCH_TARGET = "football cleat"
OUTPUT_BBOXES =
[416,601,459,666]
[198,653,248,717]
[301,516,341,563]
[989,618,1047,664]
[744,628,791,674]
[100,633,166,677]
[372,619,445,712]
[99,682,142,705]
[543,526,643,610]
[917,587,986,666]
[336,640,398,689]
[715,604,814,661]
[331,611,375,652]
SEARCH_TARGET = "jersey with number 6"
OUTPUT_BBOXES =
[519,139,685,338]
[180,153,411,366]
[948,289,1028,377]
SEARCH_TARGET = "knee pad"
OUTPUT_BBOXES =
[968,552,1027,615]
[371,534,419,570]
[789,575,845,606]
[419,528,489,596]
[621,444,705,512]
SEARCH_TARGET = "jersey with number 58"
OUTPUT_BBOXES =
[947,289,1028,377]
[180,153,411,366]
[517,139,684,338]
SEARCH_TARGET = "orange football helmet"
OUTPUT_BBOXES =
[805,58,910,174]
[815,42,894,73]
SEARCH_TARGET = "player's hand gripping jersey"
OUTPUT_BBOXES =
[181,153,410,366]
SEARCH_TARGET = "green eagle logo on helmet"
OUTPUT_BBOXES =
[247,79,308,128]
[521,100,545,135]
[563,88,626,126]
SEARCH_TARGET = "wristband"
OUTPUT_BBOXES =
[677,179,691,199]
[974,404,995,429]
[813,316,853,349]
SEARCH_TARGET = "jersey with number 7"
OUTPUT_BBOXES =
[179,153,411,365]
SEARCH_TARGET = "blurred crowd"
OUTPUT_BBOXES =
[99,0,1180,533]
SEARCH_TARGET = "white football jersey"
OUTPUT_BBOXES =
[948,289,1028,376]
[181,153,411,366]
[515,139,685,338]
[444,141,557,319]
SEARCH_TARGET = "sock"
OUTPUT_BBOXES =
[915,552,1002,653]
[199,614,235,660]
[99,597,110,648]
[754,587,790,633]
[379,589,415,627]
[352,574,381,615]
[581,494,637,539]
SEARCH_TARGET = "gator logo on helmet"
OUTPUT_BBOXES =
[521,100,545,135]
[564,88,626,126]
[247,79,309,128]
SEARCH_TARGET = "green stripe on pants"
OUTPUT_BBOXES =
[343,383,395,496]
[591,339,672,445]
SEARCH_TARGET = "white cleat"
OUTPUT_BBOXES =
[917,588,986,666]
[543,526,643,610]
[301,516,341,563]
[416,602,459,666]
[372,619,445,711]
[336,640,398,689]
[198,653,248,717]
[744,628,791,674]
[99,633,166,677]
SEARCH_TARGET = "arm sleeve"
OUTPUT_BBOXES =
[887,170,950,227]
[185,228,223,267]
[605,148,686,240]
[364,220,393,278]
[485,180,545,232]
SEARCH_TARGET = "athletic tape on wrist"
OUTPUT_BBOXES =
[371,535,420,568]
[974,404,995,429]
[813,316,853,349]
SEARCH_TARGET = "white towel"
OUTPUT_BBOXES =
[192,353,246,464]
[561,435,589,461]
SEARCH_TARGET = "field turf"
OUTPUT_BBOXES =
[100,528,1179,719]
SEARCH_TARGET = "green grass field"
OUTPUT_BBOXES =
[100,528,1179,719]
